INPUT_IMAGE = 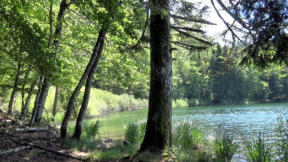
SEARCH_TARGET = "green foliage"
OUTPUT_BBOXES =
[213,131,238,161]
[173,98,189,108]
[173,44,288,106]
[124,122,139,145]
[173,121,202,150]
[244,133,272,162]
[88,89,148,116]
[235,0,288,66]
[124,121,146,145]
[83,120,101,140]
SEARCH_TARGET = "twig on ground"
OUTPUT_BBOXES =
[0,146,30,155]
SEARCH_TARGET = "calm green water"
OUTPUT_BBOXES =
[94,103,288,139]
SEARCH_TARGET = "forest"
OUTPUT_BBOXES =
[0,0,287,161]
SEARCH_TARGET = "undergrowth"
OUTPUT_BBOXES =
[213,130,238,162]
[243,133,271,162]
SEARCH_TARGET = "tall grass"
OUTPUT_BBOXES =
[83,120,101,140]
[89,89,148,116]
[124,121,146,145]
[124,122,139,145]
[172,121,214,161]
[244,133,271,162]
[213,130,238,162]
[173,121,202,150]
[276,114,288,161]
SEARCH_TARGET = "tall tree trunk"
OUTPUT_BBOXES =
[138,0,172,152]
[34,78,50,123]
[20,76,39,119]
[33,0,69,124]
[72,34,105,140]
[7,63,22,115]
[29,76,44,125]
[52,86,59,117]
[61,29,106,139]
[20,67,31,114]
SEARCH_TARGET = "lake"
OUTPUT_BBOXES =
[96,103,288,140]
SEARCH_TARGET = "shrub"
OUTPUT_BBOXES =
[188,99,199,106]
[173,121,202,150]
[244,133,271,162]
[124,122,139,145]
[83,120,101,139]
[94,89,147,115]
[213,131,238,161]
[54,112,65,123]
[173,98,189,108]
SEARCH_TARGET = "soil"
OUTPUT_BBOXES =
[0,108,90,162]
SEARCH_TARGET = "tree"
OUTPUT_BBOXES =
[72,31,106,140]
[138,0,172,153]
[61,0,146,139]
[211,0,288,67]
[32,0,70,124]
[209,45,248,105]
[0,1,47,115]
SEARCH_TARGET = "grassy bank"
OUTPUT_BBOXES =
[65,115,288,161]
[0,87,148,118]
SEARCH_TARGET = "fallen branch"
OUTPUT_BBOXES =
[15,127,48,132]
[0,146,30,155]
[10,138,86,161]
[0,130,86,161]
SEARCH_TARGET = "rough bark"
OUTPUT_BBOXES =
[52,0,68,52]
[29,76,44,125]
[20,67,31,115]
[34,78,49,123]
[33,0,69,124]
[61,29,106,139]
[52,86,59,117]
[7,63,22,115]
[139,0,172,152]
[19,77,39,119]
[72,34,105,140]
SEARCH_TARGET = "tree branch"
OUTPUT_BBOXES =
[171,14,217,25]
[171,41,209,51]
[171,25,205,34]
[211,0,247,45]
[215,0,249,29]
[174,28,213,46]
[129,12,149,49]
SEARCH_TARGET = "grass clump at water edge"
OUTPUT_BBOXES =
[243,133,272,162]
[213,130,238,162]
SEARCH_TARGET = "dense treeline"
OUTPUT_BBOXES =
[173,44,288,106]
